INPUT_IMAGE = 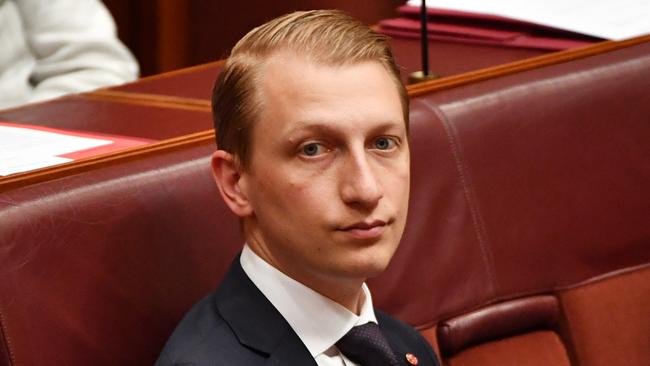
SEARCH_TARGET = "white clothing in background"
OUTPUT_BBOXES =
[0,0,139,109]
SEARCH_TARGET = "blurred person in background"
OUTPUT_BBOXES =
[0,0,138,110]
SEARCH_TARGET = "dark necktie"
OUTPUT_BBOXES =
[335,322,400,366]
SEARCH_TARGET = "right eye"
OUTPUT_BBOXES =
[301,142,328,157]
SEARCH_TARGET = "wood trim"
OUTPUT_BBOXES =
[406,35,650,97]
[130,59,226,84]
[87,90,211,111]
[0,130,215,193]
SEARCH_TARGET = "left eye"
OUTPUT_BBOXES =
[373,137,396,150]
[301,142,327,156]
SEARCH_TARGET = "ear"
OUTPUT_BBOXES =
[211,150,253,217]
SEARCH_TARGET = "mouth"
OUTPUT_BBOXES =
[338,219,392,240]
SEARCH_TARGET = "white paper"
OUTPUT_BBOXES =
[0,156,73,176]
[407,0,650,40]
[0,125,113,176]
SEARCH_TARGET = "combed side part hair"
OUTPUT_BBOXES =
[212,9,408,169]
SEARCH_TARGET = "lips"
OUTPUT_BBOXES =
[338,219,390,240]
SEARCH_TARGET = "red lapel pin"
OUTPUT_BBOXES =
[405,352,419,365]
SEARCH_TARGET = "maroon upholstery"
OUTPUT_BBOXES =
[0,142,241,365]
[437,295,560,356]
[445,331,571,366]
[0,40,648,365]
[559,266,650,366]
[367,40,650,364]
[370,39,650,321]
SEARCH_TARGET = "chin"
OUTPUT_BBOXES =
[359,264,390,280]
[342,249,395,280]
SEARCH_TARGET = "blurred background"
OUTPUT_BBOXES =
[104,0,404,76]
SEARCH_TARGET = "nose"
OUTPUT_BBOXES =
[339,150,383,209]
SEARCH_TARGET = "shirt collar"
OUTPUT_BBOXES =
[240,244,378,357]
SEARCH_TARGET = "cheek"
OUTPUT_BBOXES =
[292,182,336,213]
[248,175,289,214]
[382,159,410,196]
[288,167,339,197]
[255,173,333,216]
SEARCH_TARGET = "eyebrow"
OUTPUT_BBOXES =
[284,120,405,138]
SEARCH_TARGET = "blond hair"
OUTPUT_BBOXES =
[212,10,408,168]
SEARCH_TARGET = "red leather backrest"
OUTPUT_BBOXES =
[0,143,241,365]
[1,40,649,366]
[370,41,650,327]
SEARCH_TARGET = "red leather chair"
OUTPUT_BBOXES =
[370,39,650,366]
[1,39,648,366]
[0,142,241,365]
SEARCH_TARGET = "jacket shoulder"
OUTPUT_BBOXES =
[155,291,265,366]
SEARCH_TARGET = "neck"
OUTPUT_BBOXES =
[246,233,366,314]
[310,277,365,314]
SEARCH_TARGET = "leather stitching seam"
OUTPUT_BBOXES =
[425,100,499,296]
[0,309,16,365]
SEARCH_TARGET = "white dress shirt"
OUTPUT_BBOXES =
[240,244,378,366]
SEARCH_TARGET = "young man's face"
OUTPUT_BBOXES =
[232,54,409,291]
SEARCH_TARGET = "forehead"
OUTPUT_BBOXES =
[255,53,404,135]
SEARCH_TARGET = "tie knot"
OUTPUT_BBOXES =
[336,322,399,366]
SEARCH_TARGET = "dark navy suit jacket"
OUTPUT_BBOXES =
[155,258,440,366]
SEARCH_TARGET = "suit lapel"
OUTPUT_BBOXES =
[215,257,316,365]
[384,333,411,366]
[378,312,423,366]
[262,331,317,366]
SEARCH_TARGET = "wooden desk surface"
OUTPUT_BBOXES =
[110,62,224,101]
[0,95,211,141]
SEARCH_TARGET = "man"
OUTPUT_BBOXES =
[156,10,440,366]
